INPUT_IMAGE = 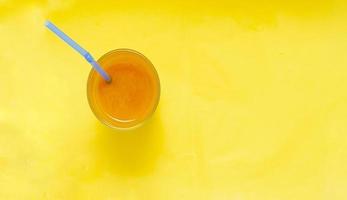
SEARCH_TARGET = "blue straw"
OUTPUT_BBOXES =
[45,20,111,83]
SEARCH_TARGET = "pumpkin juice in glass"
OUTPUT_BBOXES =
[87,49,160,129]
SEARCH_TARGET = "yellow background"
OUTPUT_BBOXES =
[1,0,347,199]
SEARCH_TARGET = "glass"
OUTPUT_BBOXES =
[87,49,160,130]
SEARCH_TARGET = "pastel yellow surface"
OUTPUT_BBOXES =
[1,0,347,199]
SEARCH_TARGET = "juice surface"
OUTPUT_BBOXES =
[97,62,157,122]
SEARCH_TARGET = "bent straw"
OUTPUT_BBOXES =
[45,20,111,83]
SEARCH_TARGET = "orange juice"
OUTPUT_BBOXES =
[87,49,160,129]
